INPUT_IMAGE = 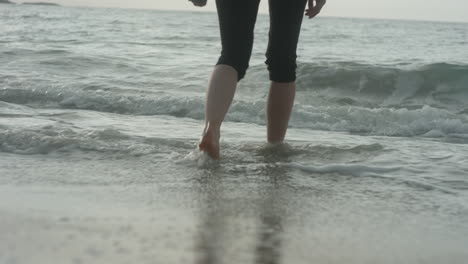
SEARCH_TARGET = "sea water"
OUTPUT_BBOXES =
[1,4,468,264]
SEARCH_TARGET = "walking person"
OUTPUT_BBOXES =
[190,0,326,159]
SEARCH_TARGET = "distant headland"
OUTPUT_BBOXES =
[0,0,60,5]
[22,2,60,6]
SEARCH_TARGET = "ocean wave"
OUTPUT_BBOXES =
[1,48,73,58]
[284,162,456,194]
[1,88,467,138]
[17,12,65,21]
[247,142,386,164]
[292,104,468,137]
[0,126,194,155]
[247,62,468,110]
[285,162,401,176]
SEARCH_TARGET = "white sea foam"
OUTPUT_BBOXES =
[284,162,401,177]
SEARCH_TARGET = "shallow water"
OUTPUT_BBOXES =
[1,4,468,264]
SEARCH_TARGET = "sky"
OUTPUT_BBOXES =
[17,0,468,23]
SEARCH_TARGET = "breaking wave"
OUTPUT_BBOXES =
[1,85,467,138]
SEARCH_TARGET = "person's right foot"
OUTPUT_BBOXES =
[198,129,220,160]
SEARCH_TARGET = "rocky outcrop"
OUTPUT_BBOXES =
[0,0,15,4]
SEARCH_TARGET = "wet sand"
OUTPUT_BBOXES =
[1,154,467,264]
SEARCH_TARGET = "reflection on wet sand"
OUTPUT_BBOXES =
[195,171,225,264]
[195,162,290,264]
[255,164,287,264]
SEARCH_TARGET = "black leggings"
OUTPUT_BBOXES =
[216,0,308,82]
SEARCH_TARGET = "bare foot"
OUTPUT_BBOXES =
[198,129,220,160]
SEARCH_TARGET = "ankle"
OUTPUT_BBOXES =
[202,123,220,138]
[267,137,284,144]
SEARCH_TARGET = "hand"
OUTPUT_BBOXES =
[189,0,207,7]
[305,0,326,19]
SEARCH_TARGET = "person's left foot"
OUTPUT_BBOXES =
[198,129,220,160]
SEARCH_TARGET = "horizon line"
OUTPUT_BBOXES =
[5,1,468,24]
